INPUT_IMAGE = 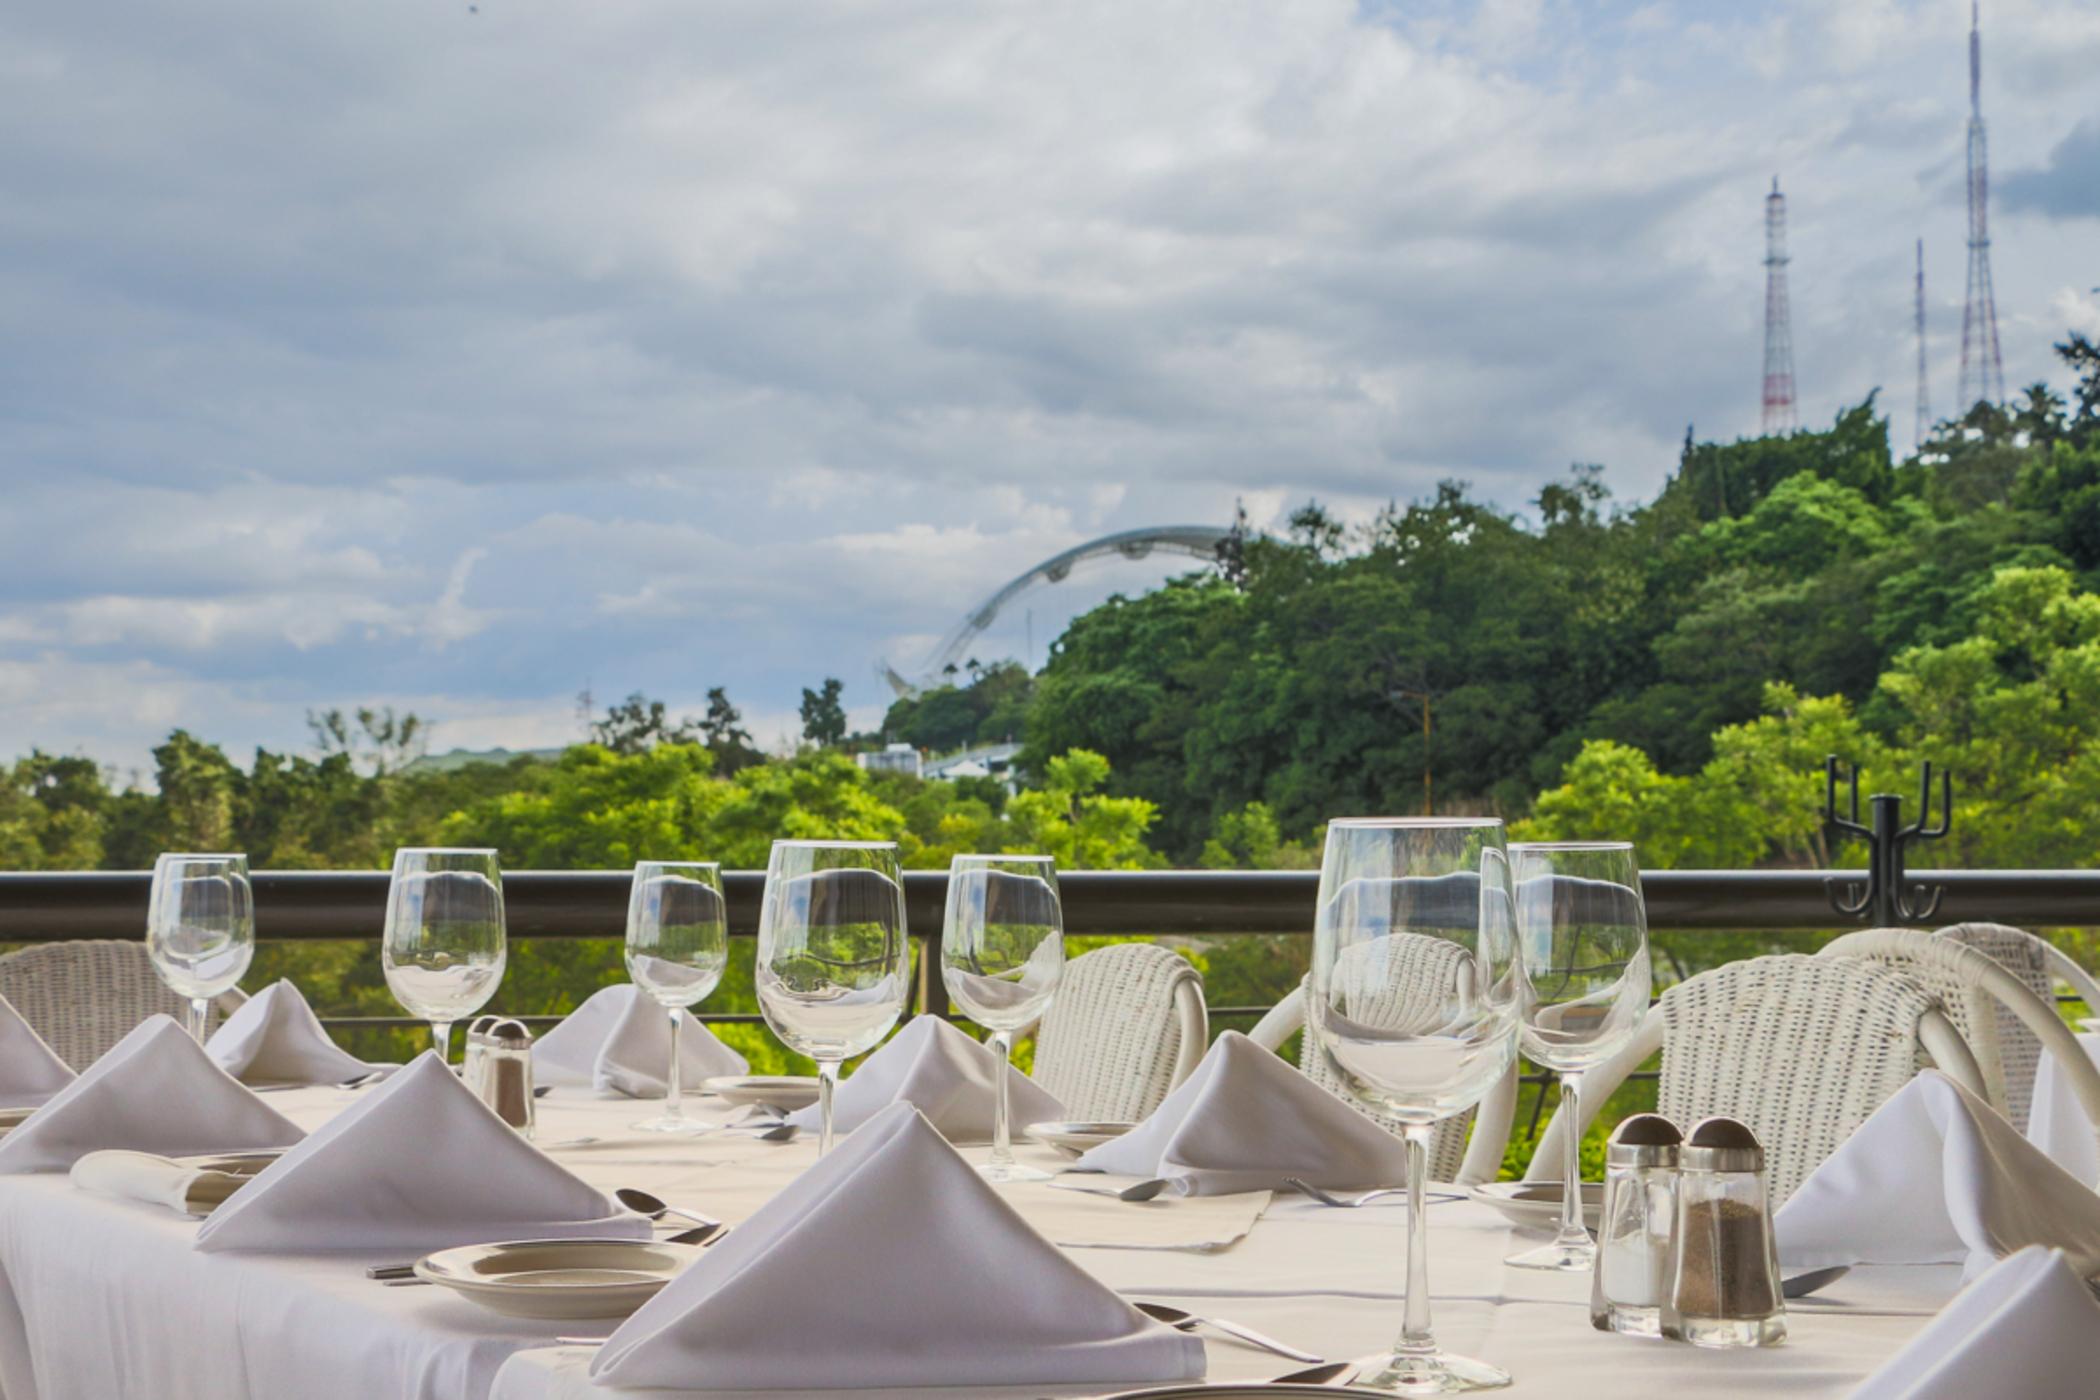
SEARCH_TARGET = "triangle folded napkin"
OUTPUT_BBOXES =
[785,1014,1065,1144]
[72,1149,251,1217]
[589,1101,1203,1391]
[194,1051,649,1252]
[1848,1246,2100,1399]
[0,1016,302,1173]
[206,979,388,1087]
[1776,1070,2100,1282]
[533,984,749,1098]
[0,992,76,1107]
[1073,1030,1409,1196]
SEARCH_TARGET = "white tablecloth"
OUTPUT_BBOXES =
[0,1085,1959,1400]
[2028,1031,2100,1187]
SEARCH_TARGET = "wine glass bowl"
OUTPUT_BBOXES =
[941,855,1064,1181]
[1506,841,1651,1273]
[382,848,507,1062]
[625,861,729,1134]
[1307,817,1520,1395]
[756,841,911,1153]
[146,853,256,1043]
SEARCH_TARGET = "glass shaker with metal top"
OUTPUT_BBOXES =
[1663,1116,1786,1348]
[1591,1113,1682,1337]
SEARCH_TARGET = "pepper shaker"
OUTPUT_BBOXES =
[462,1014,499,1097]
[1663,1116,1786,1348]
[480,1017,536,1138]
[1591,1113,1682,1337]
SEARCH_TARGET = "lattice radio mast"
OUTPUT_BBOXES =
[1761,176,1798,436]
[1958,1,2006,409]
[1915,239,1933,451]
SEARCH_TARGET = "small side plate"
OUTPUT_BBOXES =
[701,1075,822,1112]
[165,1150,288,1179]
[1468,1180,1603,1233]
[1025,1121,1139,1156]
[414,1237,704,1319]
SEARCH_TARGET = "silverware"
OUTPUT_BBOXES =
[1057,1177,1170,1202]
[1132,1302,1322,1364]
[1030,1360,1356,1399]
[614,1187,721,1230]
[1781,1265,1850,1298]
[717,1120,799,1142]
[1283,1178,1464,1209]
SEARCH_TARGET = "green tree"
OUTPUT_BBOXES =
[799,678,847,748]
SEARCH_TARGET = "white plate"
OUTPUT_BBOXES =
[414,1238,703,1319]
[166,1150,287,1178]
[1468,1180,1603,1233]
[701,1075,821,1111]
[1025,1120,1138,1155]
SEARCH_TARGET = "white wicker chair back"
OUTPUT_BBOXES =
[1030,942,1206,1122]
[0,939,234,1071]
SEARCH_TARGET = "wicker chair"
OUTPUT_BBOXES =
[1029,942,1207,1121]
[1934,922,2100,1131]
[1525,953,1985,1206]
[0,940,244,1071]
[1819,926,2100,1141]
[1246,978,1516,1187]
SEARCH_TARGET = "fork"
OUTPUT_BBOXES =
[1283,1177,1464,1209]
[1131,1302,1322,1364]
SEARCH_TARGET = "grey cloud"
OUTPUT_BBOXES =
[2001,120,2100,220]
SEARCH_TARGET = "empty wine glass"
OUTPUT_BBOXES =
[382,848,506,1062]
[942,854,1063,1182]
[146,853,255,1043]
[1308,817,1521,1395]
[626,861,730,1135]
[756,840,911,1155]
[1505,841,1651,1272]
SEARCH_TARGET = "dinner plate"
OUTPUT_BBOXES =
[1467,1180,1603,1233]
[1025,1120,1138,1156]
[701,1075,822,1111]
[414,1238,704,1319]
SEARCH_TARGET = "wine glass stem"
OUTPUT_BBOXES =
[186,997,210,1044]
[989,1029,1014,1168]
[665,1007,684,1119]
[431,1020,453,1064]
[1398,1123,1436,1355]
[817,1058,840,1156]
[1556,1073,1588,1247]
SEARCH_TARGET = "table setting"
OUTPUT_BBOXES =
[6,826,2100,1400]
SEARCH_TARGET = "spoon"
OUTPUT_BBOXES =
[615,1187,722,1230]
[1057,1177,1170,1202]
[1131,1302,1323,1364]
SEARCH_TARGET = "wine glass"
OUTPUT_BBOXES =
[1307,817,1521,1395]
[1505,841,1651,1272]
[381,848,506,1062]
[756,840,911,1155]
[942,854,1064,1182]
[626,861,730,1134]
[146,853,255,1043]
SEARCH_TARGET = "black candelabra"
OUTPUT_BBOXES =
[1824,756,1952,926]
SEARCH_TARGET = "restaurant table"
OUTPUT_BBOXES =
[0,1085,1960,1400]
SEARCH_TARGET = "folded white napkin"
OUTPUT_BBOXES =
[590,1102,1203,1391]
[533,984,749,1098]
[1849,1246,2100,1399]
[195,1050,649,1253]
[0,992,76,1107]
[0,1016,303,1174]
[205,979,385,1087]
[1074,1030,1409,1196]
[1777,1071,2100,1281]
[71,1149,250,1217]
[785,1014,1066,1144]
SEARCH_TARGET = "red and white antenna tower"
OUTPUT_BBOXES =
[1915,238,1933,450]
[1958,1,2006,409]
[1761,176,1798,435]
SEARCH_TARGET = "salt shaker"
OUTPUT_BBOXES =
[479,1017,536,1137]
[1663,1116,1786,1348]
[1590,1113,1682,1337]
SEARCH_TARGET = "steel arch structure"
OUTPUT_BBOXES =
[880,524,1231,696]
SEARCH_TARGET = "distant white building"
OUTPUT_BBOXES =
[856,742,923,778]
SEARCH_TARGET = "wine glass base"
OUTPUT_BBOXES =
[975,1160,1054,1183]
[1504,1237,1595,1272]
[629,1115,716,1136]
[1353,1349,1511,1394]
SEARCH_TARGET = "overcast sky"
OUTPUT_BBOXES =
[2,0,2096,777]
